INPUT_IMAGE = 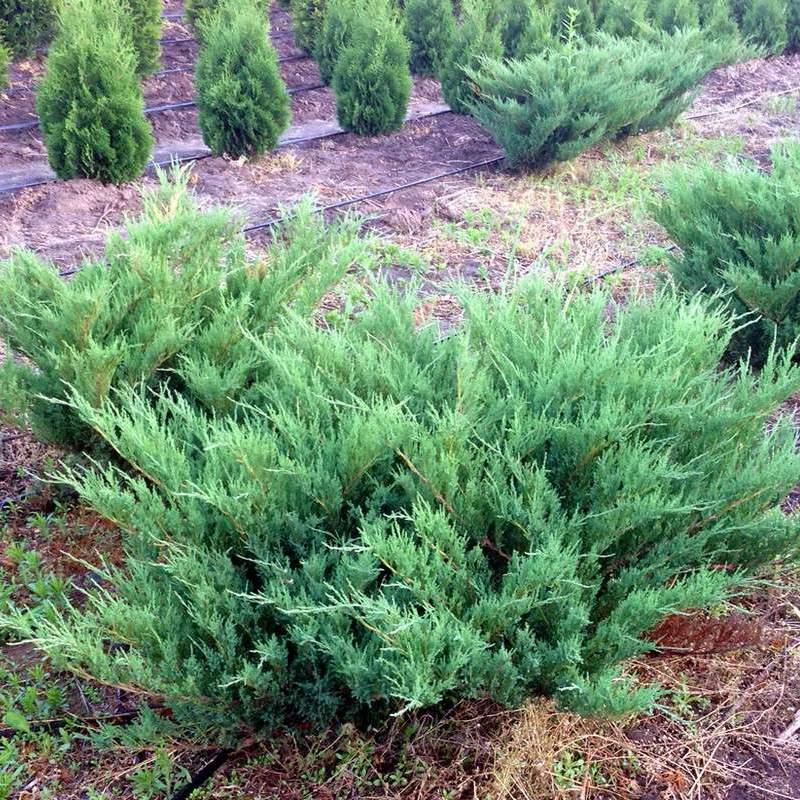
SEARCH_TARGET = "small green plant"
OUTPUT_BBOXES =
[551,0,596,40]
[0,0,54,58]
[36,0,153,184]
[196,0,291,158]
[332,3,412,135]
[653,142,800,366]
[438,0,503,114]
[130,747,189,800]
[404,0,456,74]
[122,0,162,76]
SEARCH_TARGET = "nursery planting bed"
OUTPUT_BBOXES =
[3,3,800,797]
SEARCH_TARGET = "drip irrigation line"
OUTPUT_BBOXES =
[54,146,497,279]
[169,750,232,800]
[1,53,311,98]
[583,243,679,286]
[0,82,326,133]
[0,107,454,196]
[242,155,506,233]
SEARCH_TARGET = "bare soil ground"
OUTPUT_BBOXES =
[2,6,800,799]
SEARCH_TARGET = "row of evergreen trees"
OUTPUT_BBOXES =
[34,0,290,184]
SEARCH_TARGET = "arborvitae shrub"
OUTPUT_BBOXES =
[438,0,503,113]
[598,0,649,36]
[653,0,700,31]
[496,0,537,58]
[36,0,153,184]
[122,0,162,76]
[0,0,54,58]
[467,31,724,169]
[698,0,740,39]
[291,0,328,52]
[742,0,787,52]
[788,0,800,49]
[185,0,219,34]
[404,0,456,74]
[0,171,371,448]
[315,0,362,83]
[653,143,800,366]
[5,231,800,732]
[332,7,412,135]
[196,0,291,158]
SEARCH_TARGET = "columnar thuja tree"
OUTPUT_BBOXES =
[122,0,162,76]
[291,0,329,52]
[332,2,412,135]
[438,0,503,114]
[315,0,361,83]
[0,37,8,87]
[36,0,153,184]
[404,0,456,75]
[196,0,291,157]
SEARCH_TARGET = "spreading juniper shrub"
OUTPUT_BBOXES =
[654,143,800,366]
[3,181,799,736]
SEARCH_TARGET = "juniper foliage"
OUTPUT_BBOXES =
[467,31,726,169]
[0,171,370,447]
[438,0,503,114]
[332,6,412,135]
[0,0,54,58]
[653,0,700,30]
[5,243,800,733]
[35,0,153,184]
[653,143,800,366]
[741,0,787,52]
[196,0,291,158]
[404,0,456,74]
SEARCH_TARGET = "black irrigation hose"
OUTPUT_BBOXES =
[0,107,454,196]
[169,750,232,800]
[1,54,311,98]
[242,155,506,233]
[0,82,326,133]
[54,146,497,279]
